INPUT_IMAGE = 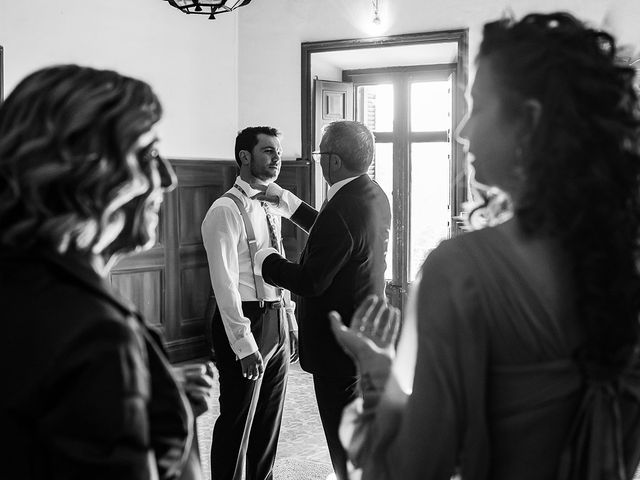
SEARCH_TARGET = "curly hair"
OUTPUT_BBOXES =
[479,12,640,370]
[322,121,375,173]
[0,64,162,253]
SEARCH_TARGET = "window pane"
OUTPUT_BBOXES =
[410,142,450,281]
[410,80,450,132]
[357,84,394,133]
[372,143,393,281]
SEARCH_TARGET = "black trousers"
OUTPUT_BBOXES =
[210,303,289,480]
[313,374,359,480]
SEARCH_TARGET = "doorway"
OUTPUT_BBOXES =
[301,30,468,313]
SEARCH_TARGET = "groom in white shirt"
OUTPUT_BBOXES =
[201,126,298,480]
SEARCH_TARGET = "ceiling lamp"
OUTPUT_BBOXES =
[372,0,381,25]
[165,0,253,20]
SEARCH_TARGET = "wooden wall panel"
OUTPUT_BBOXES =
[276,162,311,259]
[180,265,211,321]
[110,158,311,362]
[111,269,164,329]
[165,161,230,361]
[179,186,221,245]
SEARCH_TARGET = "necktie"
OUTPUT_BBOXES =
[261,202,280,253]
[261,201,284,298]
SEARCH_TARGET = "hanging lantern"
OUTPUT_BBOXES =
[165,0,253,20]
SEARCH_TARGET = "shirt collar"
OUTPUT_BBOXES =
[235,176,265,199]
[327,174,366,202]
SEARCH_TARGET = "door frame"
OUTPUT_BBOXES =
[301,29,469,214]
[301,30,469,311]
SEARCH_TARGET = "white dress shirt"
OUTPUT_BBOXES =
[201,177,297,359]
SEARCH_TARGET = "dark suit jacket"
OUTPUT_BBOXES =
[262,174,391,376]
[0,247,195,480]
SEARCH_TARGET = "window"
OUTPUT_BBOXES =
[347,66,459,301]
[302,30,469,314]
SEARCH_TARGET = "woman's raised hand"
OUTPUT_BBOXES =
[329,294,400,373]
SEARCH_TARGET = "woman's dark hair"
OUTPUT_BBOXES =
[480,12,640,370]
[0,64,162,253]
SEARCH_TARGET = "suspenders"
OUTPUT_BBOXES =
[222,190,280,307]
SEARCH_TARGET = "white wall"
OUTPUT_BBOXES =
[311,56,343,83]
[237,0,612,159]
[2,0,633,160]
[0,0,239,158]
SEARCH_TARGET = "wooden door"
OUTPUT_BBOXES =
[312,79,354,206]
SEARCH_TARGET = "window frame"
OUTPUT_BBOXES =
[344,65,462,302]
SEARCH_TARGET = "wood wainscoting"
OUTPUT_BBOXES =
[110,158,311,362]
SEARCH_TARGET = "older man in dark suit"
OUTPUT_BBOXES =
[255,120,391,480]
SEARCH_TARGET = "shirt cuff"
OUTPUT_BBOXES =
[266,183,302,218]
[254,247,280,275]
[232,334,259,359]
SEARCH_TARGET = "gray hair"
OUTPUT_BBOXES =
[321,121,374,173]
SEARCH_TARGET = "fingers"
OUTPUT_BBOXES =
[290,350,299,363]
[243,366,257,381]
[329,310,347,336]
[367,299,387,337]
[351,294,378,332]
[178,363,215,388]
[242,357,264,381]
[184,384,213,399]
[353,295,385,338]
[252,193,279,204]
[247,364,263,381]
[329,311,350,352]
[330,311,363,361]
[378,306,401,347]
[289,337,299,363]
[350,295,401,349]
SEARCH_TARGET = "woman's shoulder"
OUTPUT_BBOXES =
[423,226,503,273]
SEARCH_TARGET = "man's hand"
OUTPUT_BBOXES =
[239,351,264,381]
[250,182,280,205]
[289,330,299,363]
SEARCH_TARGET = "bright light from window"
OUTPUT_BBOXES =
[373,143,393,280]
[357,84,393,132]
[411,81,450,132]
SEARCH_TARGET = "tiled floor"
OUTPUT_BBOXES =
[195,361,333,480]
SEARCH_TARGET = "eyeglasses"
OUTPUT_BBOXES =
[311,151,337,163]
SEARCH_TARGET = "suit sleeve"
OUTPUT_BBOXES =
[261,207,353,297]
[289,202,318,234]
[265,183,318,233]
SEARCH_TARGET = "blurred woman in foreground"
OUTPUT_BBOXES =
[0,65,211,479]
[332,12,640,480]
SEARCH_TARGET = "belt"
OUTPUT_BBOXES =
[243,300,283,309]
